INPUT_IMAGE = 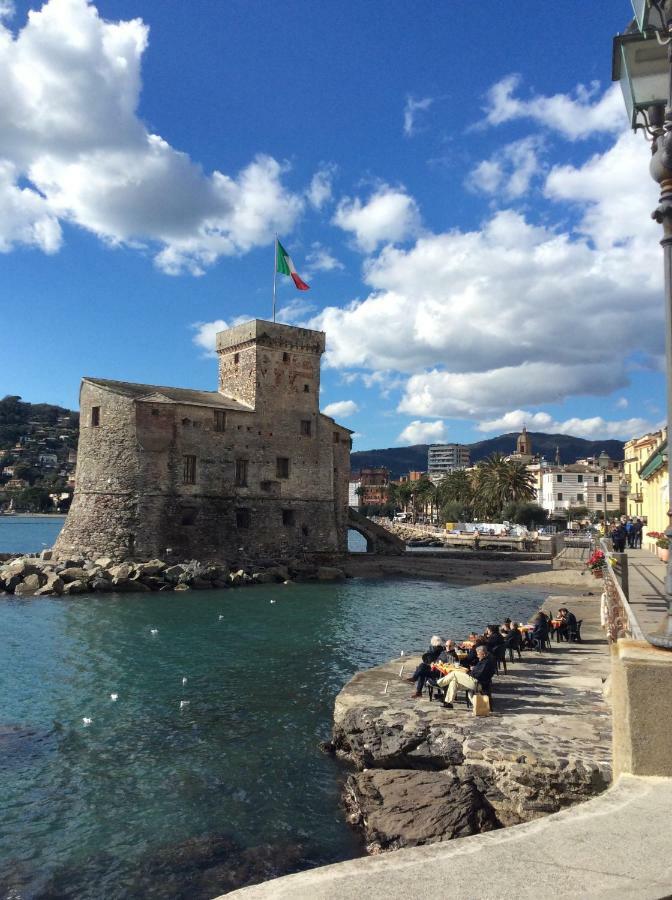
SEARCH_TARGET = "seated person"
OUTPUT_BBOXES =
[460,636,486,668]
[405,635,446,698]
[504,622,523,659]
[556,607,578,641]
[484,624,504,653]
[429,640,461,678]
[436,646,497,709]
[529,611,550,648]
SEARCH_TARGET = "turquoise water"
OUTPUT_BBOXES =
[0,516,66,554]
[0,580,544,898]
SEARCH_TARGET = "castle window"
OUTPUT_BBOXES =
[577,474,583,483]
[301,525,309,537]
[596,493,603,503]
[236,508,251,529]
[276,457,290,479]
[181,508,198,526]
[333,432,339,444]
[303,384,310,393]
[283,352,290,363]
[182,417,191,427]
[234,353,240,364]
[282,509,295,526]
[594,476,599,483]
[91,406,100,427]
[235,459,248,487]
[214,410,226,432]
[606,474,613,483]
[300,420,312,437]
[183,455,196,484]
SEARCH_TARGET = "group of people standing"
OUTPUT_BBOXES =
[607,517,643,552]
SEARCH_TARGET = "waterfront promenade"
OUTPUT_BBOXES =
[224,550,672,900]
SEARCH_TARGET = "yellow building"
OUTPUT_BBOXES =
[623,430,664,521]
[639,432,668,545]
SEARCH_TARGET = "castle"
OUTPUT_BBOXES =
[54,320,352,562]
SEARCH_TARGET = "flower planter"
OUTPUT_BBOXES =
[592,568,604,579]
[659,548,669,563]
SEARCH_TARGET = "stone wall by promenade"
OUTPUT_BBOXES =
[327,596,611,853]
[54,320,351,563]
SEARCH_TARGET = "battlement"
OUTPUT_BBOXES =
[216,320,325,356]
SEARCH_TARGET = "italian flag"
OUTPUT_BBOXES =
[276,239,310,291]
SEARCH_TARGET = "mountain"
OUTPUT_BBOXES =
[351,432,625,479]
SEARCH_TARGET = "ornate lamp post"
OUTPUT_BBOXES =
[613,0,672,647]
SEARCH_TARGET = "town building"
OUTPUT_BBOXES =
[399,471,425,483]
[352,467,390,506]
[54,320,352,562]
[427,444,470,481]
[540,462,622,518]
[623,428,667,533]
[348,479,361,508]
[623,430,664,521]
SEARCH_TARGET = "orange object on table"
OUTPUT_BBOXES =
[460,640,475,649]
[519,625,533,633]
[551,619,562,628]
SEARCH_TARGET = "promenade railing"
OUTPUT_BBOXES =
[599,538,644,642]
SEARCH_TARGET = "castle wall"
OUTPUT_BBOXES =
[55,322,352,562]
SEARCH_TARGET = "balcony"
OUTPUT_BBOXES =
[628,492,643,503]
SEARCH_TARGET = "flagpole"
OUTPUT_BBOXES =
[272,234,278,323]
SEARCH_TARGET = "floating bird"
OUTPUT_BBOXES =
[182,677,188,686]
[82,717,92,726]
[218,615,224,620]
[110,693,118,702]
[400,650,405,657]
[179,700,190,709]
[270,599,276,604]
[150,628,158,635]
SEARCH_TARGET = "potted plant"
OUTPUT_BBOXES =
[586,548,606,578]
[648,531,670,562]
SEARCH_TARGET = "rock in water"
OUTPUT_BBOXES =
[344,769,498,852]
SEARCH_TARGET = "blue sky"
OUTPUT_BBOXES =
[0,0,665,449]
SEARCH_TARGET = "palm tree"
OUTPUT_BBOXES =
[472,454,536,520]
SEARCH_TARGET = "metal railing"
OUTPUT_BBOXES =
[599,538,644,642]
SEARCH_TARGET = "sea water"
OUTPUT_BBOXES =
[0,519,544,897]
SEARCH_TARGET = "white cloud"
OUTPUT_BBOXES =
[616,397,628,409]
[0,1,14,20]
[191,316,251,357]
[323,399,360,418]
[468,136,544,200]
[403,95,433,137]
[0,160,62,253]
[0,0,305,273]
[305,242,343,273]
[311,124,664,418]
[484,75,625,140]
[332,185,421,253]
[307,164,336,210]
[477,409,655,441]
[397,419,447,445]
[275,297,316,323]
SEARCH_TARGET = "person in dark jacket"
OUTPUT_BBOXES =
[436,646,496,708]
[484,625,504,653]
[530,611,550,649]
[405,635,445,698]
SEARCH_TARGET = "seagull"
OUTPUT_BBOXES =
[182,677,188,686]
[82,718,92,726]
[400,650,405,657]
[218,615,224,621]
[179,700,190,709]
[110,693,118,701]
[270,599,276,604]
[150,628,158,635]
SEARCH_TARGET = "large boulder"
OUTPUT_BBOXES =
[14,573,47,597]
[108,563,133,580]
[5,559,42,579]
[344,769,498,852]
[164,565,186,583]
[59,567,90,583]
[112,577,149,592]
[94,556,114,569]
[35,574,65,596]
[62,580,88,595]
[316,566,346,582]
[134,559,167,578]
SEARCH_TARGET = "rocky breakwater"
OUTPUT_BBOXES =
[326,610,611,854]
[0,554,346,597]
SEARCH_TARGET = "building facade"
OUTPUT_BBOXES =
[54,320,352,562]
[353,467,390,506]
[540,463,622,518]
[624,430,664,521]
[427,444,470,480]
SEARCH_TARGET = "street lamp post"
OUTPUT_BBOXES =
[613,0,672,648]
[598,451,610,529]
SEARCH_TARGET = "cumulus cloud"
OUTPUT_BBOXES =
[468,136,544,200]
[397,420,447,445]
[0,1,14,20]
[275,297,316,323]
[191,316,251,357]
[322,399,359,418]
[305,242,343,273]
[476,409,655,441]
[484,74,625,139]
[403,95,433,137]
[307,164,336,210]
[0,0,305,273]
[332,185,421,253]
[616,397,629,409]
[311,118,663,418]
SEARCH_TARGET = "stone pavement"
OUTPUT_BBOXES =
[224,775,672,900]
[624,548,667,635]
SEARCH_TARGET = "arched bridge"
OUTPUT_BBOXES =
[348,509,405,555]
